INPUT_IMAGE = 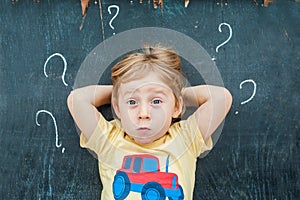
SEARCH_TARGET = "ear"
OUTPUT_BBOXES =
[172,97,183,118]
[112,99,121,119]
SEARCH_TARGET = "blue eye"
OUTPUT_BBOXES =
[153,99,161,104]
[128,100,136,105]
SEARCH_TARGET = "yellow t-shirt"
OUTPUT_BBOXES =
[80,113,213,200]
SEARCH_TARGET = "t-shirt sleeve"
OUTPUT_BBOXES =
[179,113,213,157]
[79,113,114,156]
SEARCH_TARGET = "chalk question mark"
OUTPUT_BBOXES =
[35,110,65,153]
[108,5,119,35]
[216,23,232,52]
[235,79,257,115]
[212,22,232,61]
[43,53,68,86]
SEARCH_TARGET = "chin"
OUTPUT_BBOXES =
[134,138,153,145]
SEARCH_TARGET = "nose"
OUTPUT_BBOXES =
[138,103,151,120]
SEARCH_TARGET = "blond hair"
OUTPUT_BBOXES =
[111,44,186,118]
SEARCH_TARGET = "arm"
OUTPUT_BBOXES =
[67,85,113,140]
[182,85,232,141]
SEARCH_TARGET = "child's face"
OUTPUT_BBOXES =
[113,72,182,145]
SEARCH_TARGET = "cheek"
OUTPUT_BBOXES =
[161,104,175,116]
[119,106,137,122]
[150,107,169,123]
[152,110,172,132]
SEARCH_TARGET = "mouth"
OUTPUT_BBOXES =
[138,127,150,130]
[137,127,151,133]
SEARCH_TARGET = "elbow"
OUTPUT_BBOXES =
[67,91,75,111]
[224,88,233,112]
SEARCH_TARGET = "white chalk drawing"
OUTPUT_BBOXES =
[35,109,65,153]
[43,53,68,86]
[217,2,228,6]
[240,79,256,105]
[235,79,257,115]
[216,22,233,53]
[108,5,120,35]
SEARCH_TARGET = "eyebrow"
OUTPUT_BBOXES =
[122,87,170,97]
[149,88,169,96]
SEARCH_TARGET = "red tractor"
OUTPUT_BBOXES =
[113,154,184,200]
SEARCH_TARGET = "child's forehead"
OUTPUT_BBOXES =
[120,81,172,96]
[122,72,168,87]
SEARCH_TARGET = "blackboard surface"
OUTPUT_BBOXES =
[1,0,299,199]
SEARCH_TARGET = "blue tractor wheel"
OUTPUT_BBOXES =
[113,171,131,200]
[141,182,166,200]
[168,185,184,200]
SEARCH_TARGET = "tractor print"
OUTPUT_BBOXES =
[112,154,184,200]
